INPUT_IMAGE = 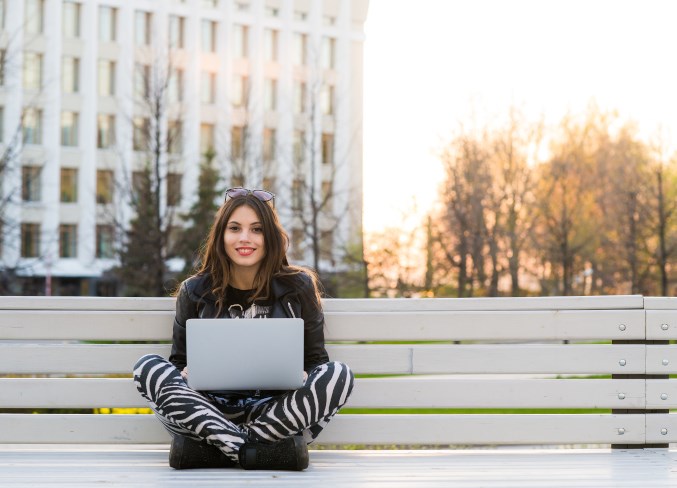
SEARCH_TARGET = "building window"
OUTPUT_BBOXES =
[97,114,115,149]
[321,37,336,69]
[133,117,149,151]
[59,224,77,258]
[231,75,248,108]
[293,33,307,66]
[167,120,182,154]
[322,180,333,212]
[168,15,185,49]
[201,71,216,104]
[264,29,278,62]
[96,225,114,258]
[321,84,334,115]
[168,68,183,103]
[294,82,306,114]
[60,111,79,147]
[200,123,214,153]
[291,178,303,211]
[23,52,42,90]
[22,108,42,144]
[0,0,5,29]
[97,60,115,96]
[320,229,333,261]
[98,6,116,42]
[131,171,145,203]
[291,227,304,260]
[294,11,307,21]
[167,173,182,207]
[60,167,77,203]
[265,6,279,17]
[293,130,304,166]
[201,20,216,53]
[264,78,277,111]
[96,170,114,204]
[21,223,40,258]
[202,0,218,7]
[231,126,243,160]
[262,176,275,193]
[22,166,41,202]
[135,11,152,46]
[25,0,44,36]
[321,133,333,165]
[263,128,275,162]
[62,56,79,93]
[62,1,80,38]
[134,64,150,100]
[0,106,3,142]
[232,24,248,58]
[323,15,336,26]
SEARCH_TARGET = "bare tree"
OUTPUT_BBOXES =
[107,56,185,296]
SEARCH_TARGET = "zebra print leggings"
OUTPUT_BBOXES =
[133,355,354,462]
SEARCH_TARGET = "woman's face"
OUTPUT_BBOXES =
[223,205,266,274]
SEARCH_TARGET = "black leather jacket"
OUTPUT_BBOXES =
[169,272,330,376]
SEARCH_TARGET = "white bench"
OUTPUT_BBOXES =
[0,294,675,448]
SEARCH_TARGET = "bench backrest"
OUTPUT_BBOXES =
[0,295,675,446]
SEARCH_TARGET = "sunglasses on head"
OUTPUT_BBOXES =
[225,187,276,207]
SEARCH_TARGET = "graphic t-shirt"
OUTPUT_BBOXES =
[224,285,272,319]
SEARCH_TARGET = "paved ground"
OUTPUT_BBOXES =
[0,446,676,487]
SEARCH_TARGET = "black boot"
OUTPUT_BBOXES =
[238,435,309,471]
[169,435,237,470]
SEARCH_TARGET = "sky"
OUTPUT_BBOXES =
[362,0,677,233]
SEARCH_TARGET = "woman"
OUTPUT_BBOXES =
[133,188,355,471]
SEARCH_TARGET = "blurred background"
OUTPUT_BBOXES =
[2,0,677,299]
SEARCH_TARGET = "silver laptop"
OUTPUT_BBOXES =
[186,318,304,391]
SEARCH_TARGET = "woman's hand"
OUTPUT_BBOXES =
[303,371,308,382]
[181,366,188,381]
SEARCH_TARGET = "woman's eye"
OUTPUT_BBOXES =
[252,227,263,233]
[228,226,240,232]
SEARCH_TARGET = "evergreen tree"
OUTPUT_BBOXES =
[175,148,222,279]
[115,166,167,297]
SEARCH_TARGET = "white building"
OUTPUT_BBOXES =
[0,0,368,295]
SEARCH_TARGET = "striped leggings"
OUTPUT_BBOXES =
[133,355,354,462]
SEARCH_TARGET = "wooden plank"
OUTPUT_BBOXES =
[645,413,677,443]
[0,449,673,488]
[643,297,677,310]
[0,311,174,340]
[412,344,645,375]
[0,296,175,311]
[0,344,171,374]
[323,295,645,312]
[0,343,646,375]
[0,413,646,445]
[646,380,677,409]
[646,345,677,374]
[0,309,645,341]
[0,378,647,409]
[348,378,646,409]
[646,310,677,340]
[0,295,645,312]
[326,310,645,341]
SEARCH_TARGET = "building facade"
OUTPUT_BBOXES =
[0,0,368,295]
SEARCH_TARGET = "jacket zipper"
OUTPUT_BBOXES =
[287,301,296,318]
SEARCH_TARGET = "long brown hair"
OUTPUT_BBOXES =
[196,194,321,314]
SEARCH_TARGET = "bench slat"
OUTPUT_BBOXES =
[326,310,645,341]
[646,310,677,340]
[0,378,652,409]
[645,413,677,443]
[646,380,677,409]
[0,413,647,444]
[646,345,677,374]
[0,343,648,375]
[0,309,646,341]
[0,295,644,311]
